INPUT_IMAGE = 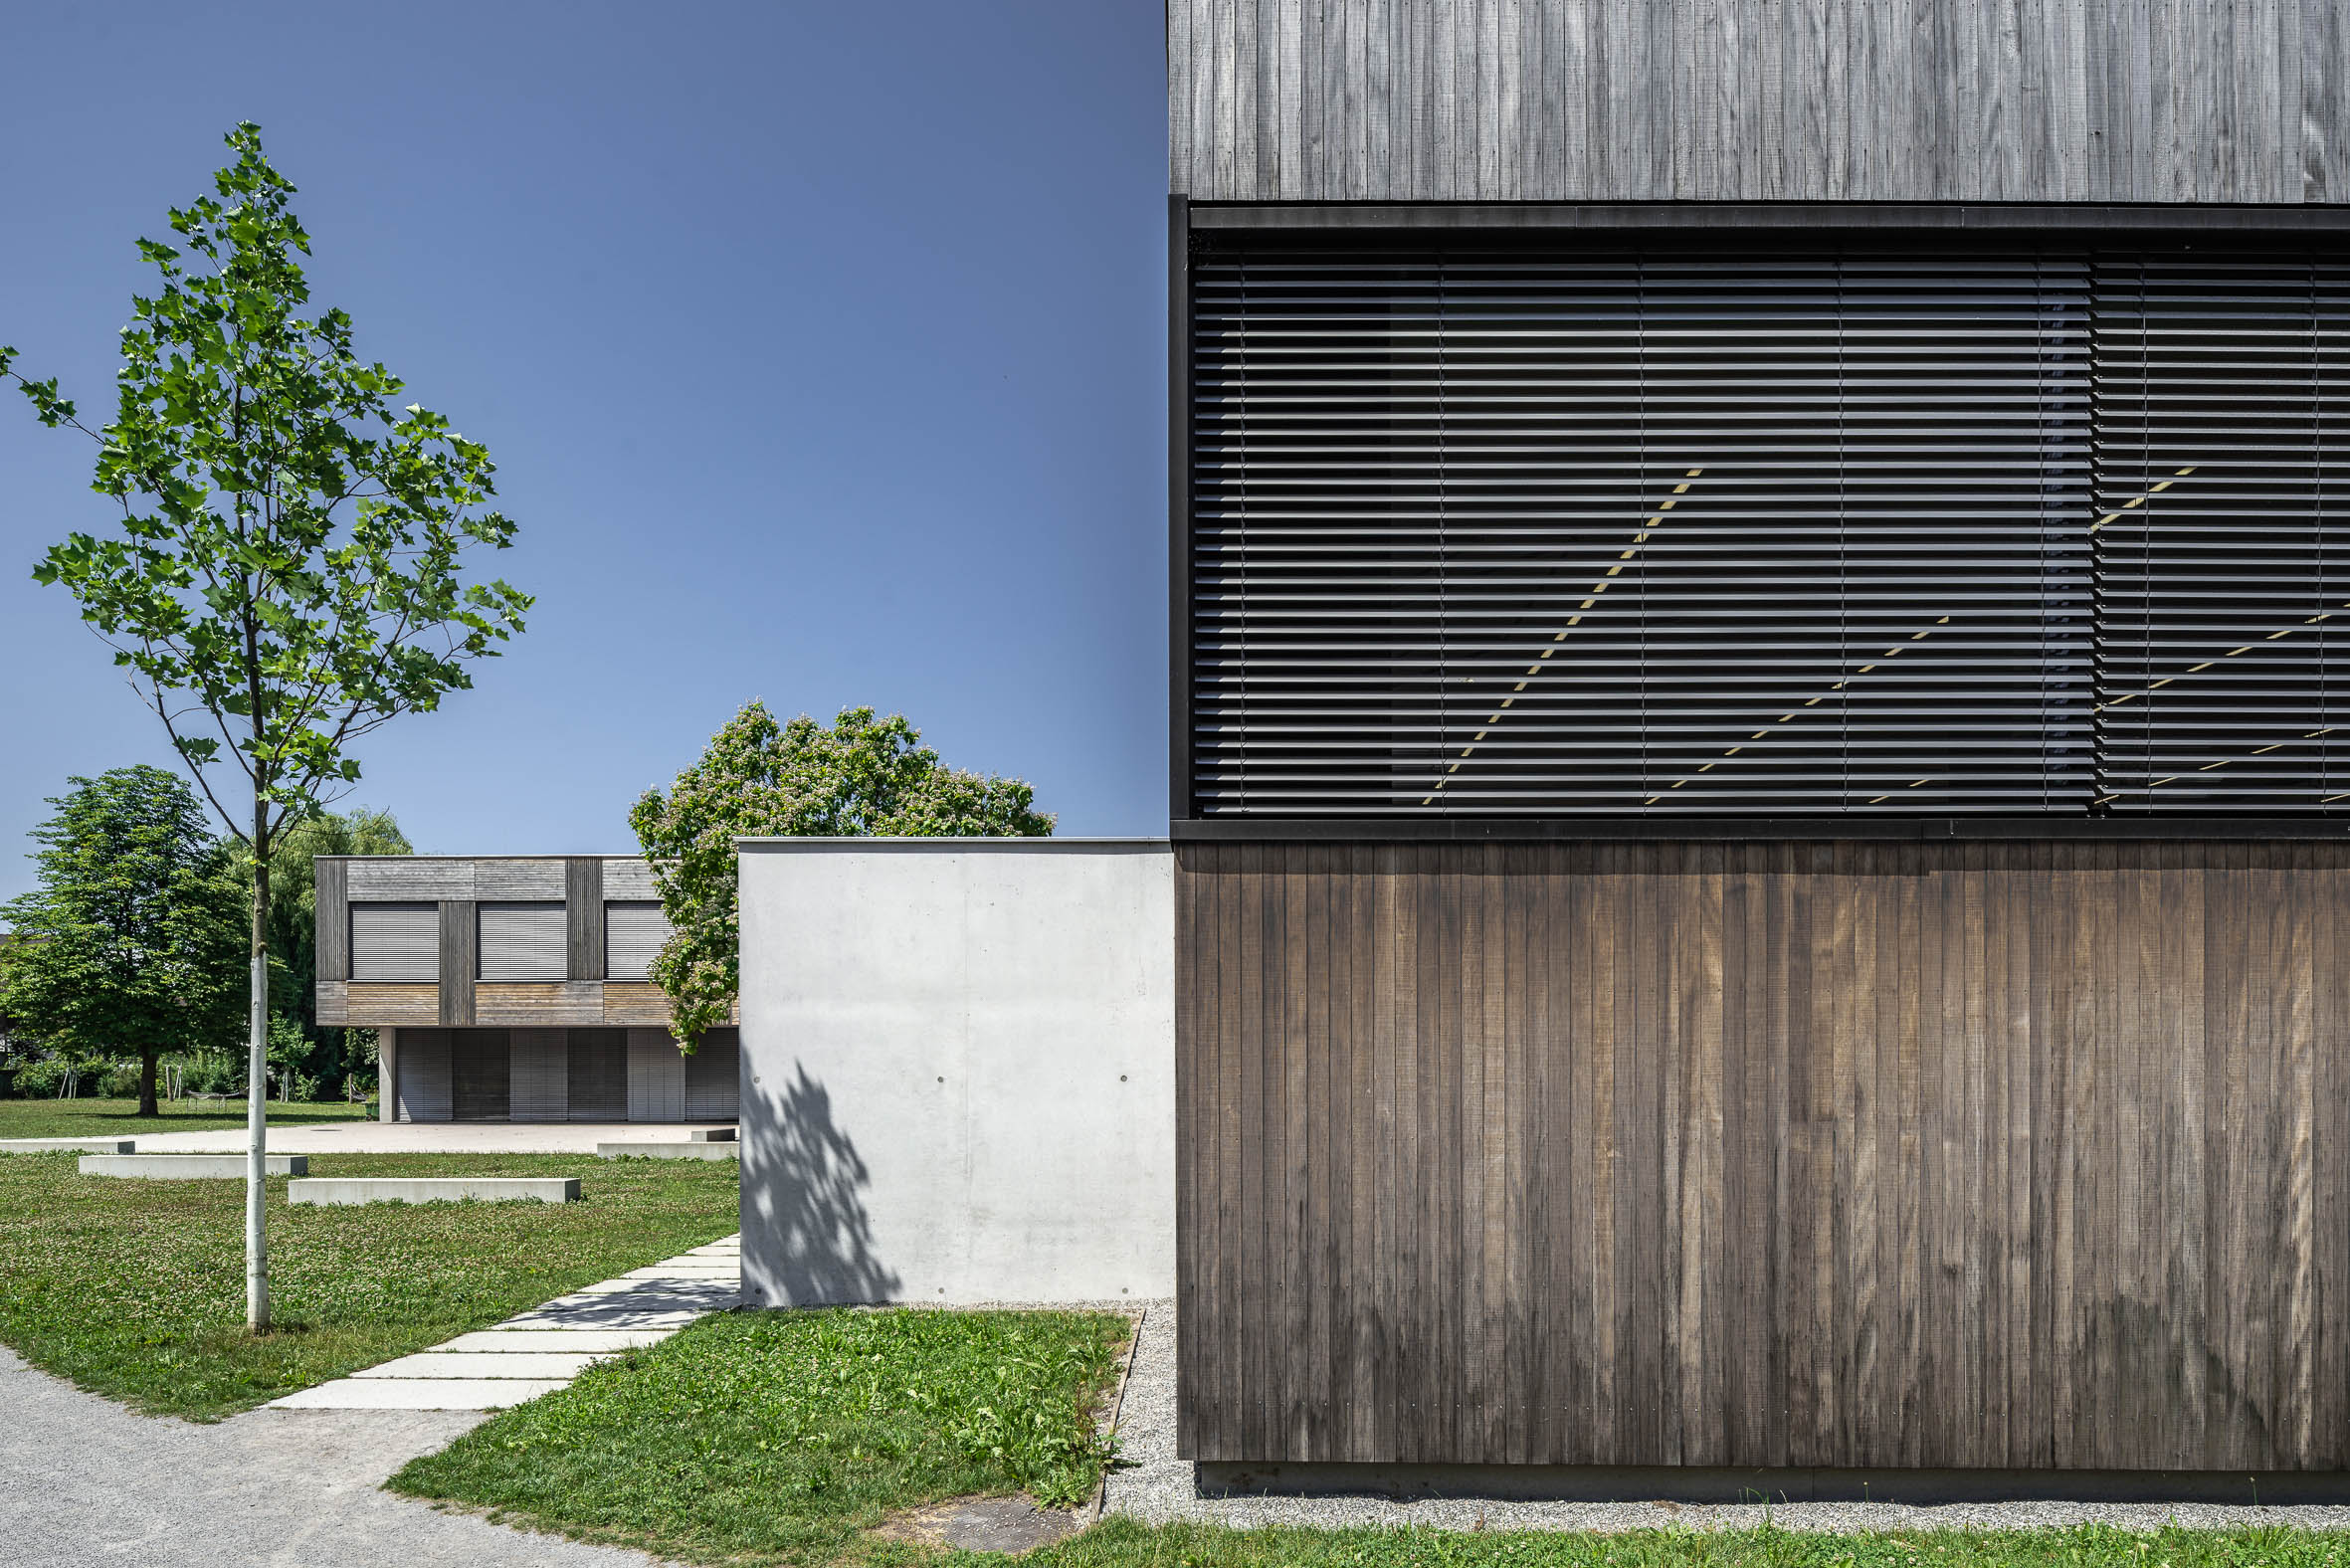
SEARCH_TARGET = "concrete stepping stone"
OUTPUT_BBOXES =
[0,1138,136,1154]
[354,1352,605,1379]
[437,1329,673,1353]
[271,1378,568,1411]
[267,1233,742,1411]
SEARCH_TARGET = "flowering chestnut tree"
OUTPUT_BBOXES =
[629,703,1052,1044]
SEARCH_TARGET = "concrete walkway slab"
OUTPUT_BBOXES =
[0,1137,137,1154]
[355,1352,604,1380]
[271,1235,740,1412]
[270,1378,571,1411]
[437,1330,673,1353]
[0,1346,658,1565]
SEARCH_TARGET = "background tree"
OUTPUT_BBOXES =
[630,702,1053,1043]
[226,805,411,1100]
[1,125,529,1328]
[0,767,245,1115]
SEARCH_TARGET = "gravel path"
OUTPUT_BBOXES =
[1101,1306,2350,1535]
[0,1346,663,1566]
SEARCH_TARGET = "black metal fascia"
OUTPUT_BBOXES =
[1168,193,1195,828]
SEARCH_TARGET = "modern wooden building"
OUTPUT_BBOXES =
[1170,1,2350,1483]
[315,856,738,1123]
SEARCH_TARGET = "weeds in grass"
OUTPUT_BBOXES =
[391,1306,1131,1566]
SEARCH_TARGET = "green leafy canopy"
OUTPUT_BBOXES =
[628,703,1054,1044]
[0,766,246,1079]
[0,123,530,845]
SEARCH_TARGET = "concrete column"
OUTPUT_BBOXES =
[378,1029,398,1123]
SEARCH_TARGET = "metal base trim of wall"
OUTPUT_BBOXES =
[1196,1463,2350,1506]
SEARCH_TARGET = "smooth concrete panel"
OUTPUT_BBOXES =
[80,1154,305,1178]
[736,839,1175,1306]
[289,1177,578,1205]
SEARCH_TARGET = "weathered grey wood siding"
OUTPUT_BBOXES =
[1169,0,2350,203]
[319,857,686,1031]
[1176,840,2350,1470]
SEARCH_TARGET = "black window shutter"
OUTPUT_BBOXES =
[1187,237,2350,820]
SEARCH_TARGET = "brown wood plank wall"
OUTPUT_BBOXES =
[1174,840,2350,1470]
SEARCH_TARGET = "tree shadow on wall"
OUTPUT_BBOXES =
[743,1062,901,1304]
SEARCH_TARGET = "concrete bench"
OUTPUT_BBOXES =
[597,1141,739,1161]
[80,1153,305,1178]
[289,1177,580,1206]
[1,1138,137,1155]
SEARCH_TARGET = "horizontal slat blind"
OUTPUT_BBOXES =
[1188,238,2350,817]
[2093,257,2350,811]
[350,903,439,981]
[479,903,566,980]
[605,902,672,982]
[685,1029,739,1122]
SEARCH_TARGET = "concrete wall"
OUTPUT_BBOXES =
[736,839,1175,1305]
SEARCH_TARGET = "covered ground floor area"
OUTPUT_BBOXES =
[382,1027,739,1124]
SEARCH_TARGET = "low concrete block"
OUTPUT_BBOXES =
[288,1176,580,1206]
[1,1138,136,1155]
[79,1153,305,1178]
[597,1141,739,1160]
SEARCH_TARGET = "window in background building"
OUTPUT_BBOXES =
[349,902,439,981]
[478,902,565,980]
[605,901,672,982]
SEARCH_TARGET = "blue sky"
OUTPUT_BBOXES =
[0,2,1167,900]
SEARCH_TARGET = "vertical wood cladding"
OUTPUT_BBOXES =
[1174,840,2350,1470]
[1168,0,2350,203]
[314,858,348,982]
[566,858,606,980]
[438,900,476,1026]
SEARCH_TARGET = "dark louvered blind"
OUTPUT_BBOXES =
[2092,257,2350,810]
[1185,236,2348,818]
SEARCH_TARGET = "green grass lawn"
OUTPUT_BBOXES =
[0,1095,372,1140]
[390,1306,1131,1566]
[0,1149,737,1419]
[1029,1521,2350,1567]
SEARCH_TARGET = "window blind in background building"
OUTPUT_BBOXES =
[509,1029,568,1122]
[479,902,566,980]
[685,1030,740,1121]
[2092,256,2350,810]
[567,1029,628,1121]
[605,902,672,982]
[350,903,439,980]
[1186,236,2349,817]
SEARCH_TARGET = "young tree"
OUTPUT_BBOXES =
[630,703,1053,1043]
[1,125,529,1328]
[0,768,246,1115]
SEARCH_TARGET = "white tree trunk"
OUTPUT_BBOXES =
[246,891,270,1330]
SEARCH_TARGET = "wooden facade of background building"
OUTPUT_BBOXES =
[1175,840,2350,1469]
